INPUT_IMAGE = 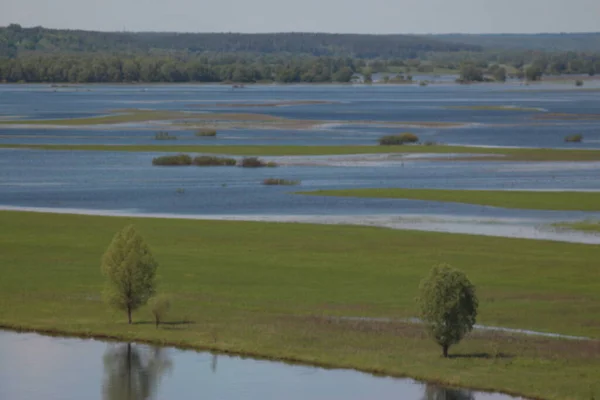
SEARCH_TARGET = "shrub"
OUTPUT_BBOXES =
[195,129,217,137]
[418,264,478,358]
[565,134,583,143]
[154,131,177,140]
[240,157,278,168]
[149,295,171,328]
[192,155,237,166]
[262,178,300,186]
[575,80,584,87]
[379,133,420,146]
[152,154,192,166]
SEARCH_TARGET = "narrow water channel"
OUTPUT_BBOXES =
[0,330,523,400]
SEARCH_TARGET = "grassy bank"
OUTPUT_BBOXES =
[0,211,599,399]
[298,188,600,211]
[4,144,600,161]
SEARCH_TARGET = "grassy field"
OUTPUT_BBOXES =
[0,211,599,400]
[298,188,600,211]
[3,143,600,161]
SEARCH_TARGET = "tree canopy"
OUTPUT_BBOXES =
[101,225,158,324]
[418,264,478,358]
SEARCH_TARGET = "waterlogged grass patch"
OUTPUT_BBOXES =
[262,178,300,186]
[240,157,277,168]
[298,188,600,211]
[379,133,420,145]
[553,220,600,233]
[447,105,543,112]
[192,155,237,166]
[154,131,177,140]
[565,134,583,143]
[195,129,217,137]
[152,154,192,166]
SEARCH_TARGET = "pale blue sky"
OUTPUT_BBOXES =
[2,0,599,34]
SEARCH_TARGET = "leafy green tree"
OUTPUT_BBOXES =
[418,264,478,358]
[492,66,507,82]
[362,69,372,84]
[525,65,543,81]
[101,225,158,324]
[333,66,354,82]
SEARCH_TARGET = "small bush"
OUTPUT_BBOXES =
[152,154,192,166]
[263,178,300,186]
[240,157,278,168]
[195,129,217,137]
[149,295,171,328]
[379,133,420,146]
[154,131,177,140]
[423,141,438,146]
[193,155,237,166]
[565,134,583,143]
[575,80,584,87]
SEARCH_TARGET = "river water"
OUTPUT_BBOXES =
[0,330,522,400]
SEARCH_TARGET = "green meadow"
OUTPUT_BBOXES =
[3,143,600,161]
[0,211,599,400]
[298,188,600,211]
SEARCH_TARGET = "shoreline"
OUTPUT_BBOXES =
[1,205,599,244]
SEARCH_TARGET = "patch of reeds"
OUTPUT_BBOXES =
[379,133,420,146]
[262,178,300,186]
[152,154,192,166]
[154,131,177,140]
[565,134,583,143]
[192,155,237,166]
[240,157,277,168]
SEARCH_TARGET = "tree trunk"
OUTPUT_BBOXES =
[155,318,159,329]
[442,344,449,358]
[127,307,132,324]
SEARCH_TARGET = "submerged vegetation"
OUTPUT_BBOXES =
[154,131,177,140]
[379,133,420,145]
[262,178,300,186]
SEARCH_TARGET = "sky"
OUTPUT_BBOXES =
[2,0,599,34]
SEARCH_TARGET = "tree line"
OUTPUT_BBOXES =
[0,54,358,83]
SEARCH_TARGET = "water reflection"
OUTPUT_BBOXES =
[422,384,475,400]
[102,343,172,400]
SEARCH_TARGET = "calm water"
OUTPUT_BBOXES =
[0,330,522,400]
[1,83,600,148]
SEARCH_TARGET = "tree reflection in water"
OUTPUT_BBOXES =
[102,343,173,400]
[422,384,475,400]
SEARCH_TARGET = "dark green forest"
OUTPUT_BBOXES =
[1,24,600,83]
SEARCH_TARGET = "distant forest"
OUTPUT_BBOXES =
[1,24,600,84]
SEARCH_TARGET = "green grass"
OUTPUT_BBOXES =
[298,188,600,211]
[0,211,599,400]
[4,144,600,161]
[553,220,600,233]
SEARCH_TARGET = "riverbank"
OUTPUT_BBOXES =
[4,143,600,161]
[0,210,598,400]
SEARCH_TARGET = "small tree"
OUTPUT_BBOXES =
[101,225,158,324]
[418,264,478,358]
[150,296,171,328]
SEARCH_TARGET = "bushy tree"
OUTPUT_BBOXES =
[418,264,478,357]
[459,63,484,82]
[101,225,158,324]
